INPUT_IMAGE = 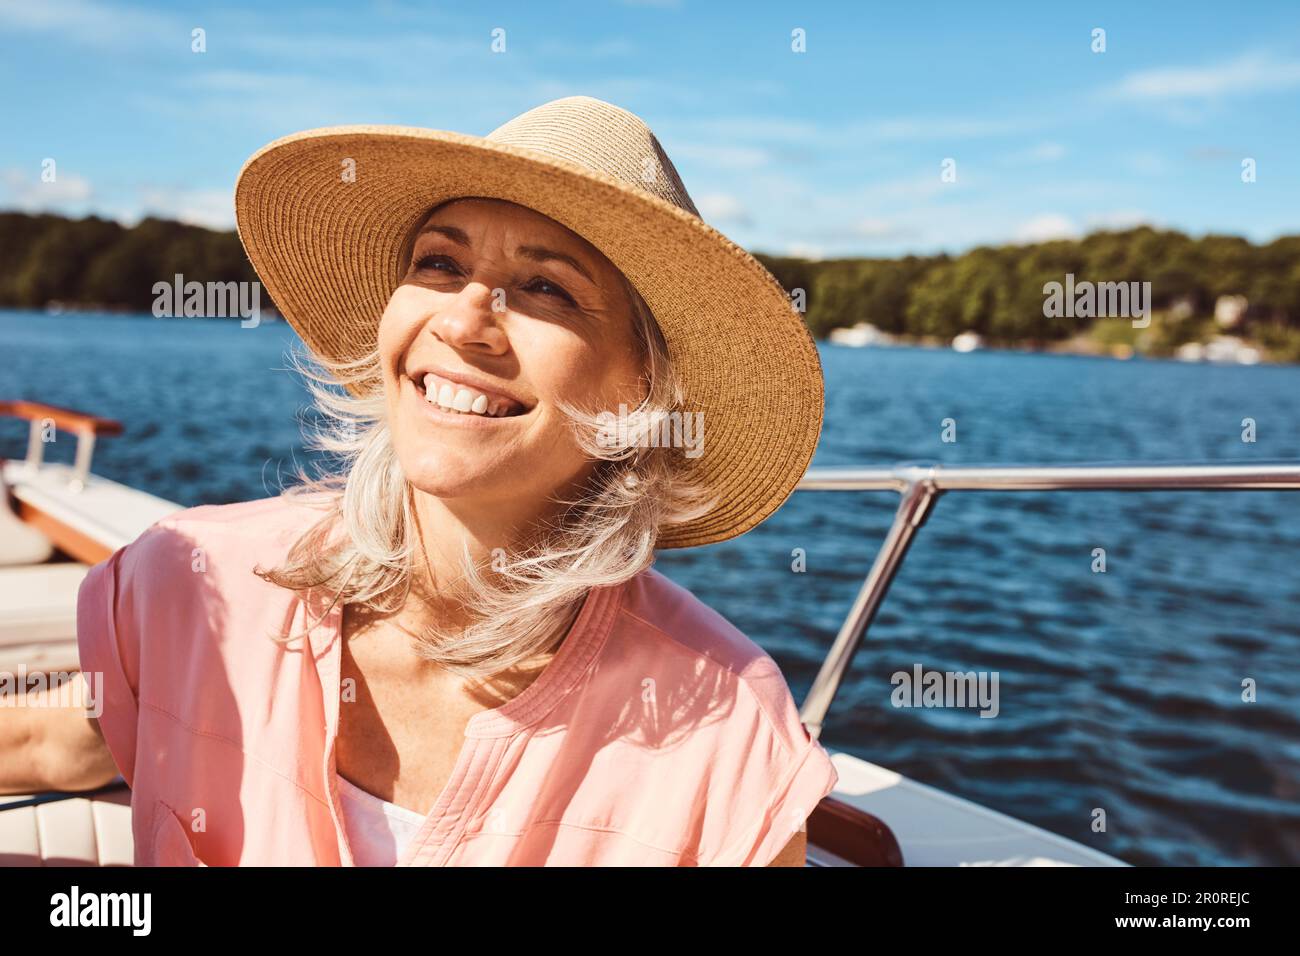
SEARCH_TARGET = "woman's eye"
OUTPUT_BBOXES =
[525,276,575,305]
[412,254,459,274]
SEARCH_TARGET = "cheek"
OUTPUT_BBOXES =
[377,287,440,421]
[376,288,424,369]
[527,328,644,413]
[582,350,645,413]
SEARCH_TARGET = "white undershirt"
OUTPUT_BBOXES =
[336,774,428,866]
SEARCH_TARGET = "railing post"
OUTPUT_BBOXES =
[24,418,45,469]
[69,431,96,493]
[800,476,940,740]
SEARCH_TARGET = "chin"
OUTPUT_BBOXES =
[398,452,484,496]
[396,439,528,496]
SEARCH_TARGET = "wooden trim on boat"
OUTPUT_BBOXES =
[808,795,905,867]
[0,400,123,436]
[13,498,113,564]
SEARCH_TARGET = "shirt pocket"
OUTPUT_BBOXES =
[150,800,207,867]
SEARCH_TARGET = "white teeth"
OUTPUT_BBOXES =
[419,374,502,417]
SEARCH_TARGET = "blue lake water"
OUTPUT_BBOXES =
[3,309,1298,865]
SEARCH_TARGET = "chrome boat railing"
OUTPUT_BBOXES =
[795,461,1300,738]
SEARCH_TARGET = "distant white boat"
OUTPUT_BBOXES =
[951,331,983,353]
[829,322,888,348]
[1177,336,1261,365]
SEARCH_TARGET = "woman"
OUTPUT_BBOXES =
[20,96,835,866]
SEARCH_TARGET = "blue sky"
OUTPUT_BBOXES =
[2,0,1298,258]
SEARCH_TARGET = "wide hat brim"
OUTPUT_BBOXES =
[234,123,823,549]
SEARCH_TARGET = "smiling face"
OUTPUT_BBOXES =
[379,197,646,518]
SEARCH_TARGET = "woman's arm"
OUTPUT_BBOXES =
[766,828,807,867]
[0,678,119,794]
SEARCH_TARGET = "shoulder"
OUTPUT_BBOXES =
[613,567,812,760]
[124,490,336,574]
[75,492,337,791]
[77,491,337,683]
[150,490,336,546]
[85,491,336,632]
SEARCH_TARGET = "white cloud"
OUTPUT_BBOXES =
[1112,53,1300,100]
[1084,210,1155,231]
[0,0,175,48]
[668,116,819,144]
[854,174,950,204]
[235,30,481,65]
[784,243,824,261]
[696,193,752,227]
[671,143,772,170]
[136,187,234,230]
[1009,211,1152,243]
[34,184,235,230]
[1008,142,1066,163]
[1125,151,1167,175]
[851,115,1032,142]
[850,217,914,241]
[790,213,920,248]
[534,37,637,59]
[1187,146,1238,161]
[1013,214,1079,243]
[1,167,93,211]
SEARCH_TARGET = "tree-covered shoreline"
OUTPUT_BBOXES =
[756,228,1300,362]
[3,211,1298,361]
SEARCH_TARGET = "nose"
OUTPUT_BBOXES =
[427,281,510,355]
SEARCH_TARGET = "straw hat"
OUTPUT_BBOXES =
[234,95,823,549]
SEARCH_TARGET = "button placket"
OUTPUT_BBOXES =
[309,600,352,866]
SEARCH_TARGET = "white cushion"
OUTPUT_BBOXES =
[0,788,134,866]
[0,563,89,672]
[0,475,54,566]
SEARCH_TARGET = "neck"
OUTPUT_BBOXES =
[406,482,580,631]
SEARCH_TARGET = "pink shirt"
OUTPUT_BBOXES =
[75,493,838,866]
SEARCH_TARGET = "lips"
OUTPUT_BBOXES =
[412,372,528,418]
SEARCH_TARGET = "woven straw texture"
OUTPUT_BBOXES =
[234,96,823,549]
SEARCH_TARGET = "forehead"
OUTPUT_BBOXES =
[418,197,600,257]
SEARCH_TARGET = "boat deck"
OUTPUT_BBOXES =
[814,751,1126,866]
[2,459,180,557]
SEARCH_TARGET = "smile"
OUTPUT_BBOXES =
[411,372,529,420]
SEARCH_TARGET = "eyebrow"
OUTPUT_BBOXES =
[515,244,595,284]
[416,223,471,246]
[416,223,596,284]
